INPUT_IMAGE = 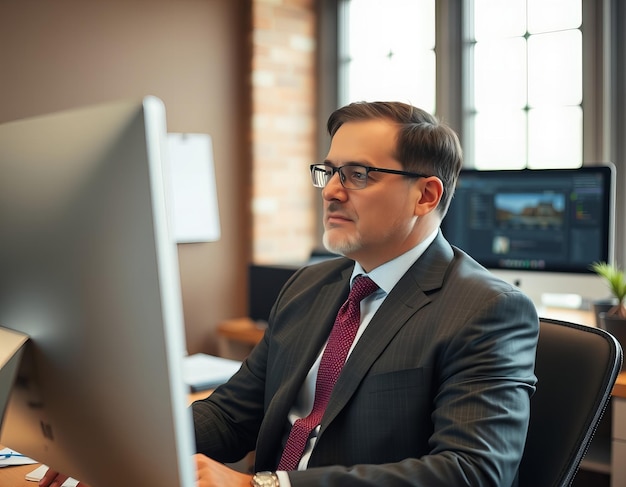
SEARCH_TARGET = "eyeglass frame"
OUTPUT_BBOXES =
[310,163,431,190]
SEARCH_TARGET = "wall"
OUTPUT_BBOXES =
[251,0,318,264]
[0,0,252,354]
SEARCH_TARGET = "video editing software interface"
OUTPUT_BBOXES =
[442,166,612,273]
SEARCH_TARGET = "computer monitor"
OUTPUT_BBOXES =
[247,251,340,325]
[0,97,196,486]
[247,264,299,324]
[441,165,615,308]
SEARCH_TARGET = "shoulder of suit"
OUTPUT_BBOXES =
[284,256,352,289]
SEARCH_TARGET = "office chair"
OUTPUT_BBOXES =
[518,317,623,487]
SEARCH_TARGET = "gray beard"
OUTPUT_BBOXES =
[322,230,362,257]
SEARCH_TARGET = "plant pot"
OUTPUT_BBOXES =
[592,298,618,329]
[599,312,626,369]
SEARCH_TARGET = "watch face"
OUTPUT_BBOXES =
[252,471,279,487]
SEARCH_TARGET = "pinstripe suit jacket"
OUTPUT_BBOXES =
[193,232,539,486]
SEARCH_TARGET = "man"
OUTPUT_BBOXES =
[43,101,539,487]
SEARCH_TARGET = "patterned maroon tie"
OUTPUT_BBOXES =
[277,275,379,471]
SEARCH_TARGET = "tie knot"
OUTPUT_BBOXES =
[349,275,379,303]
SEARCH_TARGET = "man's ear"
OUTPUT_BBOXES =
[414,177,444,216]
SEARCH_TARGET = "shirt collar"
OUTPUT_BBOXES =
[350,228,439,295]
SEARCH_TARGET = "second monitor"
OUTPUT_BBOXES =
[441,164,615,307]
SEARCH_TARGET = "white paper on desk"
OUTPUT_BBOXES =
[0,447,37,467]
[183,353,242,392]
[25,464,79,486]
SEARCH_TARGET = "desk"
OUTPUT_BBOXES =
[0,391,214,487]
[216,317,265,360]
[0,462,37,486]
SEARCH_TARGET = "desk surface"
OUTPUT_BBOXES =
[0,462,35,486]
[615,373,626,398]
[0,392,213,487]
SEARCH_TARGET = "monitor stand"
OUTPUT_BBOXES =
[489,269,612,312]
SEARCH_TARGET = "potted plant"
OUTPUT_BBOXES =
[591,262,626,317]
[590,261,626,361]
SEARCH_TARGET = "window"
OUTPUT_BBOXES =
[338,0,585,170]
[339,0,436,113]
[467,0,583,169]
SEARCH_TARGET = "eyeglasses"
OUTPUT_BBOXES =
[310,163,430,190]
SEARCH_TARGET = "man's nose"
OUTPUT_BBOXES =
[322,170,346,200]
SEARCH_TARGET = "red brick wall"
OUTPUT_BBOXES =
[251,0,317,264]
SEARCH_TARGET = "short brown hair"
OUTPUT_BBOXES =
[327,101,463,216]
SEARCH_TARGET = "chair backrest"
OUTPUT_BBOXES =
[519,317,623,487]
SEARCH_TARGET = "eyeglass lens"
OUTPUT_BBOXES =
[311,165,368,189]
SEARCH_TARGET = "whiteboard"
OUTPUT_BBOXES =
[167,133,221,243]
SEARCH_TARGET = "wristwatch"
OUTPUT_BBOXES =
[250,471,280,487]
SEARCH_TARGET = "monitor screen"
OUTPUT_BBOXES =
[0,97,196,486]
[248,264,299,324]
[247,248,342,325]
[441,165,615,307]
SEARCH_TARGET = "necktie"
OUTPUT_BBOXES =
[277,275,379,471]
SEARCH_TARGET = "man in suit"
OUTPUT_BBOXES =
[42,101,539,487]
[190,101,539,486]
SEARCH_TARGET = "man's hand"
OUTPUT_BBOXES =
[38,468,85,487]
[195,454,252,487]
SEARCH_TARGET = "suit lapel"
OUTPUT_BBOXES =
[273,266,352,400]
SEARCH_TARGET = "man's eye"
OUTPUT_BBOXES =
[348,168,367,180]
